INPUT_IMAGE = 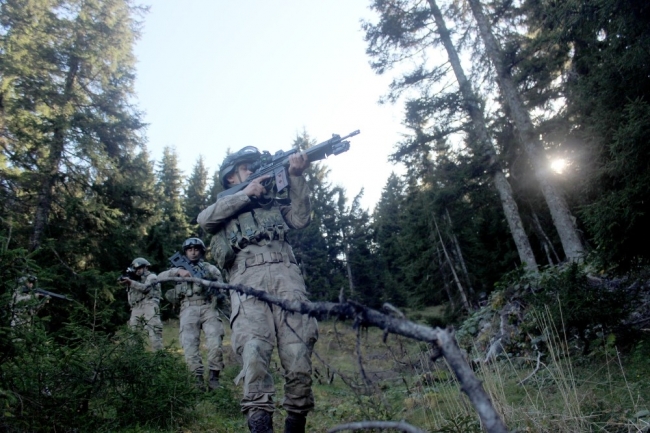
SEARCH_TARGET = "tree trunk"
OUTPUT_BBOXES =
[437,244,457,311]
[445,209,475,295]
[29,57,79,251]
[466,0,585,261]
[427,0,539,273]
[433,214,472,312]
[531,211,561,266]
[344,244,355,297]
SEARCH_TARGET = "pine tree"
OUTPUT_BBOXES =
[147,147,189,266]
[338,190,381,308]
[0,0,147,252]
[184,155,209,235]
[364,0,539,272]
[286,131,347,302]
[93,146,160,272]
[373,173,406,306]
[208,169,224,204]
[466,0,585,260]
[524,0,650,267]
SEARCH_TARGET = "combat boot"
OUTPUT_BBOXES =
[195,372,206,392]
[283,412,306,433]
[247,410,273,433]
[208,369,220,390]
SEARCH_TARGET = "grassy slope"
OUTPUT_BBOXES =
[152,305,650,433]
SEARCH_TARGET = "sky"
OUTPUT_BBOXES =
[133,1,407,211]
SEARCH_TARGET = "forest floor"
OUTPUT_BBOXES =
[151,306,650,433]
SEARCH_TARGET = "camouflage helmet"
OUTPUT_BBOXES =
[219,146,261,188]
[130,257,151,269]
[182,237,206,253]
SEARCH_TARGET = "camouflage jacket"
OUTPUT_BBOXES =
[127,271,161,307]
[197,175,311,270]
[158,260,222,304]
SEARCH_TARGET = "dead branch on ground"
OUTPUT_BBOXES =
[328,420,427,432]
[153,276,509,433]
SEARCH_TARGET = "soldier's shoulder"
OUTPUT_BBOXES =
[204,262,222,275]
[204,262,220,271]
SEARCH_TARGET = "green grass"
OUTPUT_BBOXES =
[139,309,650,433]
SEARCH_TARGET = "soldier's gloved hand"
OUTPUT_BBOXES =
[177,269,191,278]
[119,278,132,286]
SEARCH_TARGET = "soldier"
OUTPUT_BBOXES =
[119,258,164,351]
[197,147,318,433]
[10,275,47,328]
[158,238,225,391]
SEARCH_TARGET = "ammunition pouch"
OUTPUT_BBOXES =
[230,251,297,274]
[211,207,288,270]
[173,262,210,299]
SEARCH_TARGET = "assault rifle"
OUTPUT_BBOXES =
[169,252,210,279]
[117,267,137,283]
[217,129,360,199]
[36,288,71,301]
[23,287,71,301]
[168,252,227,305]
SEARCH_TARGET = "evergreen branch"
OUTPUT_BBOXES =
[152,276,509,433]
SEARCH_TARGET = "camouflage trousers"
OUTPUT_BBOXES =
[10,310,33,328]
[179,301,225,374]
[230,259,319,415]
[129,300,163,351]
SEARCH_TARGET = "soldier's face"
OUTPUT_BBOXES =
[185,246,202,262]
[228,163,253,185]
[135,267,146,276]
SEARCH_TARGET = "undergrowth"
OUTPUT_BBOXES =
[2,254,649,432]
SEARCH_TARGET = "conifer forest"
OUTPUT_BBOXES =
[1,0,650,432]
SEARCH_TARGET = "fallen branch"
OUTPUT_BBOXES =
[328,420,427,433]
[153,277,509,433]
[517,351,544,385]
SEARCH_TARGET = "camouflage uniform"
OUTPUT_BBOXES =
[127,270,164,351]
[198,174,319,417]
[10,278,44,328]
[159,261,225,378]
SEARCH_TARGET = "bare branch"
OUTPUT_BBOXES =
[517,351,545,386]
[328,420,428,433]
[153,276,509,433]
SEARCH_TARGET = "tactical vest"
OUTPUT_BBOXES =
[176,261,211,299]
[210,206,288,269]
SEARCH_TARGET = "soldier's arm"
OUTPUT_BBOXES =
[207,264,224,282]
[280,175,312,230]
[128,273,157,294]
[197,192,252,234]
[158,268,182,279]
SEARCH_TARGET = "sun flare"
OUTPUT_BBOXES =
[550,158,567,174]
